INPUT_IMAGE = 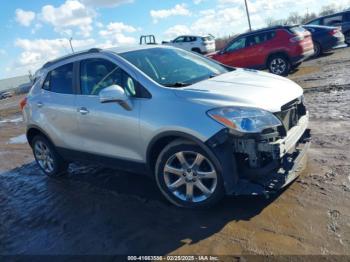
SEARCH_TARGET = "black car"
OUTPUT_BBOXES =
[306,11,350,45]
[302,25,347,57]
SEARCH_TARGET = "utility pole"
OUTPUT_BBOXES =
[244,0,252,31]
[69,37,74,53]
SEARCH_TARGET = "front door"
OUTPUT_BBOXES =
[75,58,143,162]
[219,37,247,67]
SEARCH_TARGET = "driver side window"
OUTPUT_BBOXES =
[174,36,185,43]
[79,58,141,97]
[226,37,246,52]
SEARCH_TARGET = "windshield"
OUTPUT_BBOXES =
[120,47,230,87]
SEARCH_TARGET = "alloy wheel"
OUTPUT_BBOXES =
[163,151,217,203]
[270,58,287,75]
[34,140,55,173]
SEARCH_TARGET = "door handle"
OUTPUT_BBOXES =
[78,107,89,115]
[37,102,43,108]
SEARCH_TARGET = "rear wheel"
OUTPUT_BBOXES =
[267,55,290,76]
[313,42,322,57]
[32,135,68,177]
[155,140,224,208]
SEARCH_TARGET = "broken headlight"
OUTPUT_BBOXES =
[207,107,282,133]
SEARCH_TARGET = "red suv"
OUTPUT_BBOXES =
[208,26,314,76]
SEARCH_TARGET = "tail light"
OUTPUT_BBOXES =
[329,29,339,36]
[19,97,27,111]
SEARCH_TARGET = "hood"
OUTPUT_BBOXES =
[174,68,303,112]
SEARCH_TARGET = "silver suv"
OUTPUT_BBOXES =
[22,46,310,208]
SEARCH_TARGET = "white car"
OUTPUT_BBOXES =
[163,35,216,54]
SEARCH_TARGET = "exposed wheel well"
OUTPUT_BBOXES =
[26,128,49,147]
[147,135,199,172]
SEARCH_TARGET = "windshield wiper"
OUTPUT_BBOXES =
[163,82,190,87]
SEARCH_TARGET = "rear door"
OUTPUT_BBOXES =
[244,31,275,68]
[38,62,80,150]
[184,36,196,51]
[75,57,143,162]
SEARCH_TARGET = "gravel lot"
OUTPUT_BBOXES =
[0,47,349,256]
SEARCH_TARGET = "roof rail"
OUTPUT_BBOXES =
[42,47,103,69]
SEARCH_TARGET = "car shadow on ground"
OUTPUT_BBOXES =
[1,161,285,255]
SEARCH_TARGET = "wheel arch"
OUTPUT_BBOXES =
[146,130,238,194]
[266,51,291,67]
[26,125,54,147]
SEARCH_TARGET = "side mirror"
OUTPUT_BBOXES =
[99,85,132,110]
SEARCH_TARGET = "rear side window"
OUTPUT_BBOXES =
[323,15,343,26]
[42,63,74,94]
[246,31,275,46]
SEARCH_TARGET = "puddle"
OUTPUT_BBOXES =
[7,134,27,144]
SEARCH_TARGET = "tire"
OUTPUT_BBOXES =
[32,135,68,177]
[155,139,225,208]
[313,42,322,57]
[191,48,202,54]
[267,55,290,76]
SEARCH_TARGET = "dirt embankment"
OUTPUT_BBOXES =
[0,48,349,256]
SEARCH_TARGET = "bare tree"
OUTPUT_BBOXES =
[301,12,317,24]
[319,4,338,16]
[288,12,302,24]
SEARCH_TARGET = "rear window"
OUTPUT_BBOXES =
[202,36,214,41]
[323,15,343,26]
[288,26,307,35]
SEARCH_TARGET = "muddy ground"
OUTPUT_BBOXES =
[0,48,350,256]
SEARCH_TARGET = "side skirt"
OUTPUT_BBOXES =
[56,147,150,176]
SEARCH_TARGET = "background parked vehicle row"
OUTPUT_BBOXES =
[306,10,350,44]
[302,25,346,57]
[208,25,314,76]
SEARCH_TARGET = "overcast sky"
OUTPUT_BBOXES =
[0,0,349,79]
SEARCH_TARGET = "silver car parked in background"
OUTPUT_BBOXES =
[22,45,310,208]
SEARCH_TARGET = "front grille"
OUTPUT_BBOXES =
[275,97,306,133]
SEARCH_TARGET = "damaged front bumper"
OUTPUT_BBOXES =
[207,112,311,196]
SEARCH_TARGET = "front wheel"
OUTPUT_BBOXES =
[313,42,322,57]
[155,140,224,208]
[32,135,68,177]
[268,55,290,76]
